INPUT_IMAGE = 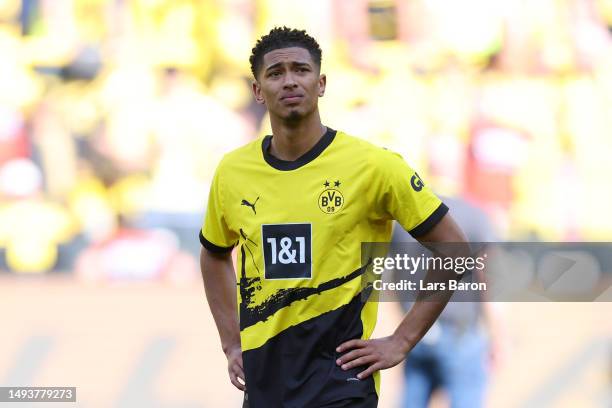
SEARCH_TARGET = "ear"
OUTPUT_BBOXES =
[252,81,265,105]
[318,74,326,97]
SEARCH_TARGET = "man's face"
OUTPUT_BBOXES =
[252,47,326,122]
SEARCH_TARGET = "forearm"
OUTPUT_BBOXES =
[200,248,240,354]
[392,214,470,352]
[392,267,456,352]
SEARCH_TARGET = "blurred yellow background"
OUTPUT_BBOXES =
[0,0,611,407]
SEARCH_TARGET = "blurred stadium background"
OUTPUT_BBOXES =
[0,0,610,406]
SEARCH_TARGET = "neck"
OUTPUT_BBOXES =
[268,112,326,161]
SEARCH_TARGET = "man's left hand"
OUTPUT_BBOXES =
[336,335,408,379]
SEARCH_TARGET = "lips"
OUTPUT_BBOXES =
[281,94,303,103]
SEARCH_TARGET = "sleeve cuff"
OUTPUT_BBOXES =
[408,202,449,238]
[199,230,234,253]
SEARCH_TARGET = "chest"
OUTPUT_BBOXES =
[225,168,373,234]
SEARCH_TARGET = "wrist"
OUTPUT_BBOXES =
[222,342,241,356]
[391,331,415,354]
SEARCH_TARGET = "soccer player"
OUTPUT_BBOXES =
[200,27,468,408]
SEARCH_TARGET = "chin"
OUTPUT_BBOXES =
[285,110,303,122]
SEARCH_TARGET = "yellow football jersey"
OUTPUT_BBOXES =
[200,127,446,407]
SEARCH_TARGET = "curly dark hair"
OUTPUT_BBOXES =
[249,26,322,80]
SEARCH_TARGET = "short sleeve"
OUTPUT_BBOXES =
[374,150,448,238]
[199,164,237,253]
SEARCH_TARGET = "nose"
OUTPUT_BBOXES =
[282,71,297,88]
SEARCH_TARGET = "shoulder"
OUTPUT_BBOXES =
[216,137,263,172]
[333,130,401,164]
[331,131,409,182]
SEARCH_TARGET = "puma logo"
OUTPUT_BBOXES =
[241,197,259,215]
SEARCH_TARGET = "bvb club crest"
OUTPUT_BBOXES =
[318,180,344,214]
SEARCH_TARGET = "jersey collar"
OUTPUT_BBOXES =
[262,127,337,171]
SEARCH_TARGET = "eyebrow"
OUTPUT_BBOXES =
[264,61,311,73]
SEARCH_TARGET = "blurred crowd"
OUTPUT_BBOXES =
[0,0,611,277]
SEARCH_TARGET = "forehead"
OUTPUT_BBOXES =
[261,47,314,69]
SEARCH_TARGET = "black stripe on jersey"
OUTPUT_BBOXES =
[262,127,337,171]
[408,202,449,238]
[239,258,372,330]
[199,230,234,253]
[242,287,377,408]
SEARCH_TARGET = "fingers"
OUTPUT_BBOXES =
[336,348,368,367]
[336,338,396,379]
[236,363,246,385]
[229,353,246,391]
[229,371,246,391]
[229,366,246,391]
[357,362,383,380]
[340,355,377,371]
[336,339,366,353]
